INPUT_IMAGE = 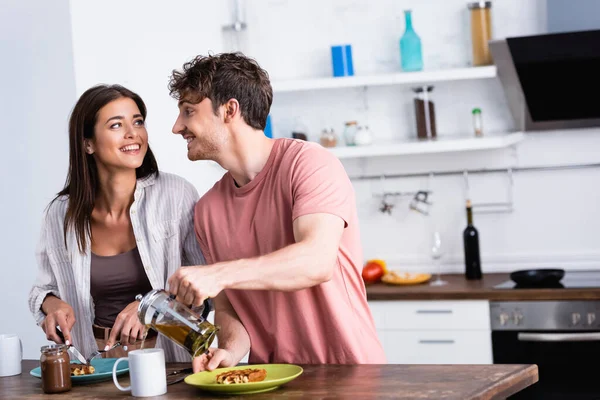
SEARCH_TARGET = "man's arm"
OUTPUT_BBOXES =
[192,292,250,372]
[168,212,345,306]
[214,292,250,361]
[221,212,344,291]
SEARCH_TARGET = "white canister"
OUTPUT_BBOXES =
[0,334,22,377]
[353,125,373,146]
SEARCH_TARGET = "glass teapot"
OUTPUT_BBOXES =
[136,289,218,358]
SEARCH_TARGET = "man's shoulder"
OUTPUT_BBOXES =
[278,138,331,159]
[194,173,230,208]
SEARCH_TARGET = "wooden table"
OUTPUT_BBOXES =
[2,360,538,399]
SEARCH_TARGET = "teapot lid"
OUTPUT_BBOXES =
[136,289,168,325]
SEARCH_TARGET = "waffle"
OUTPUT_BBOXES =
[215,368,267,384]
[70,364,96,376]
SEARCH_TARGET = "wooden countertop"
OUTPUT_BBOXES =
[366,273,600,301]
[4,360,538,400]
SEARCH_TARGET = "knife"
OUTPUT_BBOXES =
[167,368,194,386]
[55,327,89,365]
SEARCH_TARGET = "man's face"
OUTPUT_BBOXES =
[172,97,226,161]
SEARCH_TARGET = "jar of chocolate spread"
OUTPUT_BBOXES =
[40,344,71,393]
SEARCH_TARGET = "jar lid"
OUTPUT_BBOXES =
[472,107,482,114]
[468,1,492,9]
[412,85,434,93]
[41,344,68,354]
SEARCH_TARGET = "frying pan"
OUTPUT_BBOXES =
[510,269,565,287]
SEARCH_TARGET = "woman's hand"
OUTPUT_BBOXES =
[106,300,144,349]
[41,295,76,345]
[192,348,236,373]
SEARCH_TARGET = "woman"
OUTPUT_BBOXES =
[28,84,204,362]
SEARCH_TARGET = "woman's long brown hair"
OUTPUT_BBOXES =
[54,84,158,253]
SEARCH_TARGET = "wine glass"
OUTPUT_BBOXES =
[429,230,447,286]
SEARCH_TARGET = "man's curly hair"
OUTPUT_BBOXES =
[168,52,273,131]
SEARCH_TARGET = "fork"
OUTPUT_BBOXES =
[87,342,123,364]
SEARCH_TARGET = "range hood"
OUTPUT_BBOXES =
[489,29,600,132]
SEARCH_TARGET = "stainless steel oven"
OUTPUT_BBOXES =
[491,300,600,399]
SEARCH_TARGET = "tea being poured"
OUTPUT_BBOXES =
[136,290,218,358]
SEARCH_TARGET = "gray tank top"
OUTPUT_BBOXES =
[90,247,152,328]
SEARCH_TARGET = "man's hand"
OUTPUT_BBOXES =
[41,295,76,345]
[106,301,144,349]
[192,348,235,372]
[167,266,223,308]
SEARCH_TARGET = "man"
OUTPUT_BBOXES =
[167,52,386,372]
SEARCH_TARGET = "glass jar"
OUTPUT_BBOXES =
[319,128,338,148]
[343,121,358,146]
[412,86,437,140]
[40,344,71,394]
[468,1,493,66]
[472,108,483,137]
[136,289,218,358]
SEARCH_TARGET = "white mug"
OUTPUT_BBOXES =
[112,348,167,397]
[0,334,22,377]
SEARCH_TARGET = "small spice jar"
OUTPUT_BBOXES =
[472,108,483,137]
[40,344,72,394]
[319,128,338,148]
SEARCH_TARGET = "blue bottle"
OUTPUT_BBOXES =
[400,10,423,72]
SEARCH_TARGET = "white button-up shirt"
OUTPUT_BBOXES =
[29,172,205,362]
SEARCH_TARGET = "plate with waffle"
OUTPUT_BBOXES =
[184,364,303,394]
[30,358,129,384]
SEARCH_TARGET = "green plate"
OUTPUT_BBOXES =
[184,364,303,394]
[30,358,129,384]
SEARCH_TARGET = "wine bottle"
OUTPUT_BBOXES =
[463,199,482,280]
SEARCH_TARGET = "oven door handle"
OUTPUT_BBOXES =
[518,332,600,342]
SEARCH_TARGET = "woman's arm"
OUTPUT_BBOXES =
[29,213,75,344]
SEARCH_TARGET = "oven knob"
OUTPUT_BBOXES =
[571,312,581,326]
[499,312,510,325]
[512,311,524,325]
[587,312,596,326]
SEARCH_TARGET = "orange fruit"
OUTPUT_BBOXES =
[366,259,388,275]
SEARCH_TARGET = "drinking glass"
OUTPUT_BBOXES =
[429,231,447,286]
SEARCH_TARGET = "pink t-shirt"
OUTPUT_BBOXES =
[194,138,386,364]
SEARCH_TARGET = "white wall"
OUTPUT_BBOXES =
[69,0,599,272]
[1,0,76,358]
[68,0,230,196]
[6,0,600,358]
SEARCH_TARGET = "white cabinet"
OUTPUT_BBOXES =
[369,300,492,365]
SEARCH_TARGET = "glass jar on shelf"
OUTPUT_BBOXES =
[319,128,338,148]
[412,86,437,140]
[468,1,493,66]
[343,121,358,146]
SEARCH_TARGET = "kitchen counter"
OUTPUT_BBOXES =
[366,273,600,301]
[4,360,538,400]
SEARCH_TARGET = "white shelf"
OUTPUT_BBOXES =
[327,132,525,159]
[272,66,497,93]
